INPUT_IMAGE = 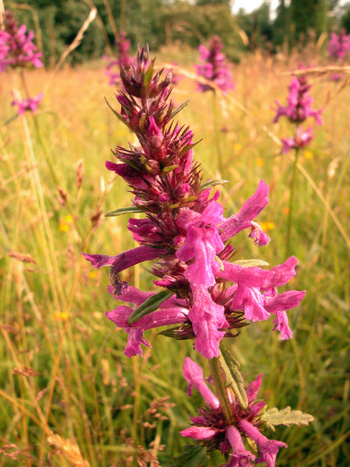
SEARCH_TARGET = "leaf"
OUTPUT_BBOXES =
[199,179,229,192]
[128,290,174,324]
[261,407,314,429]
[233,259,269,268]
[219,346,248,410]
[170,99,190,120]
[105,206,144,217]
[170,445,208,467]
[105,98,130,129]
[144,59,155,89]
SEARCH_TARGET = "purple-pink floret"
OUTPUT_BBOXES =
[273,74,322,126]
[281,126,313,154]
[83,47,305,359]
[181,358,287,466]
[196,36,235,93]
[0,10,43,72]
[105,31,132,86]
[11,92,43,115]
[328,29,350,59]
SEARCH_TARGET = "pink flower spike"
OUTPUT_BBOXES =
[223,425,255,467]
[183,357,220,409]
[180,426,219,440]
[220,180,270,244]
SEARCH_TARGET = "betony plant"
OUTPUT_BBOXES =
[84,47,313,466]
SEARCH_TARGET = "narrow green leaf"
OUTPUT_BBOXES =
[199,179,229,192]
[144,59,155,89]
[105,206,144,217]
[219,346,248,410]
[170,445,209,467]
[128,290,174,324]
[261,407,314,429]
[170,99,190,120]
[233,259,269,268]
[105,97,130,129]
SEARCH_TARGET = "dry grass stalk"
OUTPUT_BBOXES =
[284,65,350,77]
[7,251,37,264]
[50,7,97,79]
[47,434,90,467]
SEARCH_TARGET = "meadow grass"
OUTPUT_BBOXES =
[0,49,350,466]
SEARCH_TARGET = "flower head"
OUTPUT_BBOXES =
[181,358,287,466]
[84,47,305,359]
[281,126,313,154]
[273,72,322,126]
[196,36,235,93]
[11,92,43,115]
[328,29,350,59]
[0,10,43,72]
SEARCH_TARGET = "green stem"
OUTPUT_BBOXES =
[212,91,223,177]
[209,357,232,425]
[286,145,300,257]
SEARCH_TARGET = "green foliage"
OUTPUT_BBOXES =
[262,407,315,430]
[170,445,209,467]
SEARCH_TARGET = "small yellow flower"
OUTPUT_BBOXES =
[304,150,314,160]
[53,311,68,321]
[59,223,69,232]
[259,221,275,231]
[256,157,264,167]
[233,143,242,152]
[88,270,98,279]
[59,215,74,232]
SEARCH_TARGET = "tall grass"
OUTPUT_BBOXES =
[0,51,349,466]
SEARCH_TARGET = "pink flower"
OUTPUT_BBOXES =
[188,286,227,359]
[220,180,270,245]
[0,10,43,72]
[105,31,132,86]
[281,126,313,154]
[238,420,287,467]
[273,74,322,126]
[181,359,286,466]
[11,92,43,115]
[196,36,235,93]
[176,199,225,287]
[183,357,219,408]
[328,29,350,59]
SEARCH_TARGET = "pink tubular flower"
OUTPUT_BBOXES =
[0,10,43,72]
[196,36,235,93]
[181,358,287,467]
[11,92,43,115]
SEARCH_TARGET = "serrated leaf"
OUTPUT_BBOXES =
[261,407,314,428]
[219,346,248,410]
[105,206,144,217]
[199,179,229,192]
[170,445,208,467]
[233,259,269,268]
[170,99,190,120]
[128,290,174,324]
[105,98,130,129]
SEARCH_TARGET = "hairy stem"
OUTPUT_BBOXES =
[286,146,300,257]
[209,357,232,425]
